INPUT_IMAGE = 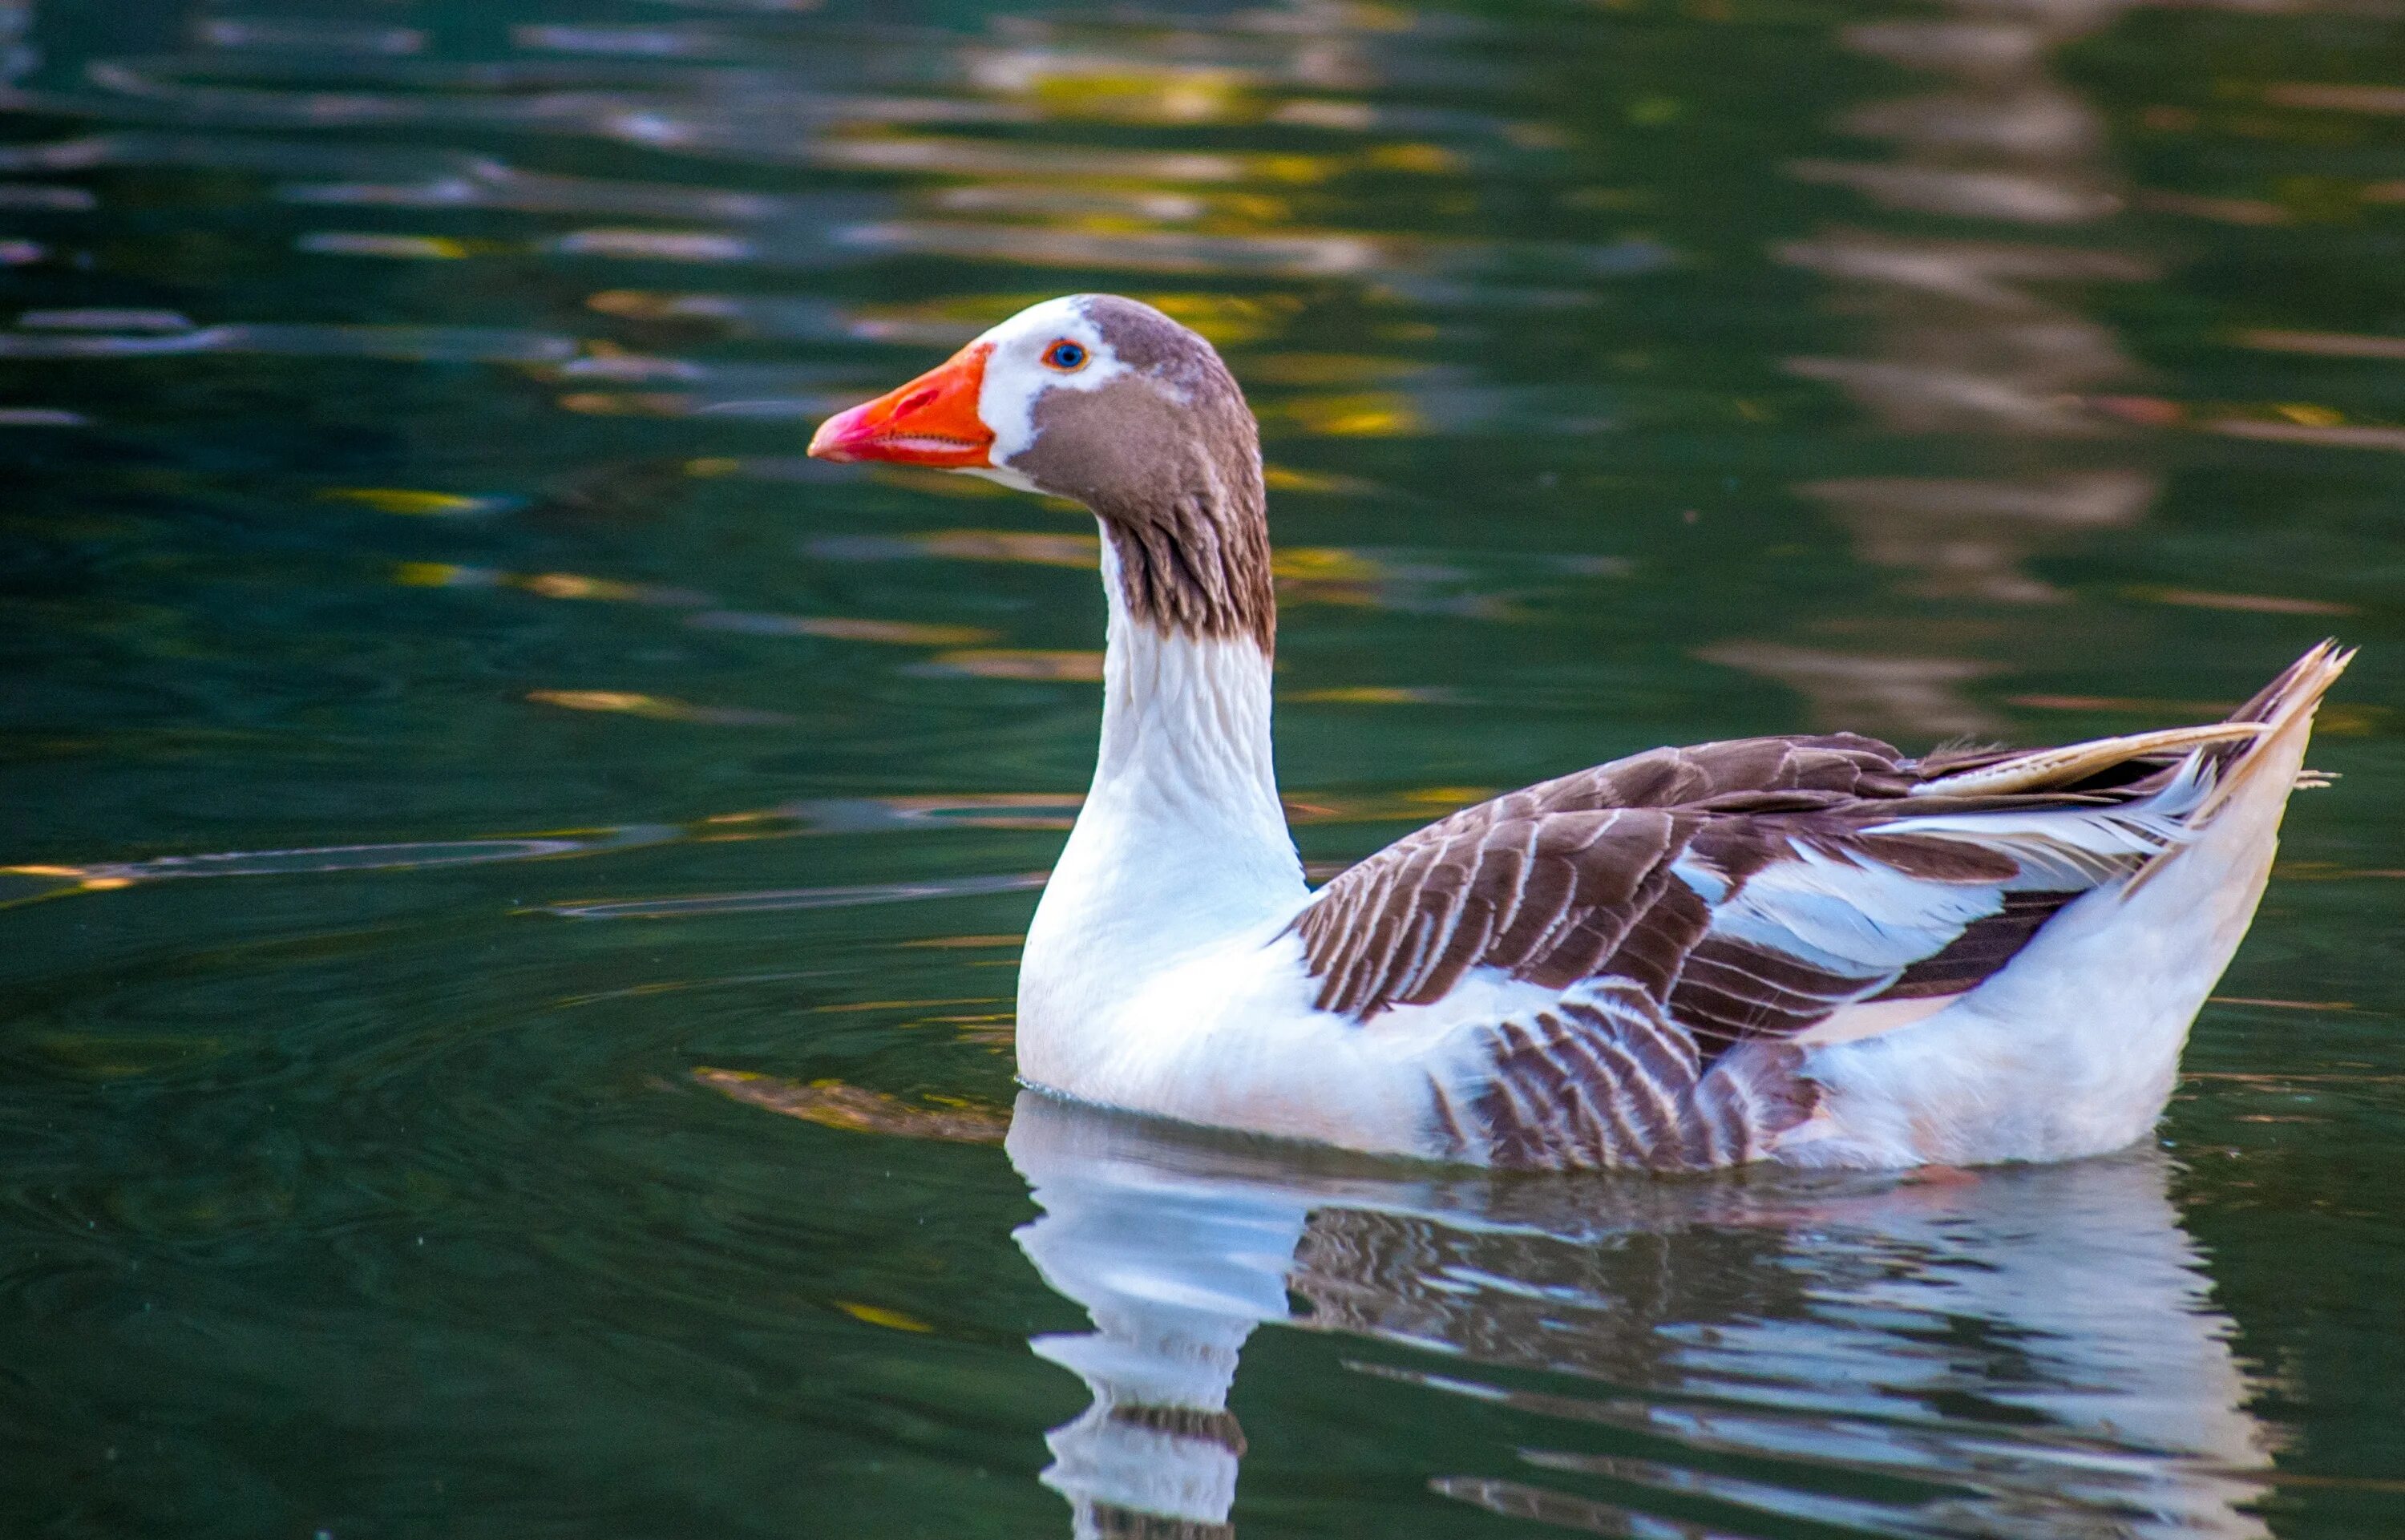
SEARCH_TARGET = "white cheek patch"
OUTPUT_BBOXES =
[972,295,1137,480]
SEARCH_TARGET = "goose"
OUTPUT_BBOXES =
[808,293,2350,1171]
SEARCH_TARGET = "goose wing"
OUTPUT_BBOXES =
[1291,723,2262,1166]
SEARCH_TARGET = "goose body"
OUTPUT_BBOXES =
[811,293,2349,1171]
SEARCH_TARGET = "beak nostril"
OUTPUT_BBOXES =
[897,386,939,417]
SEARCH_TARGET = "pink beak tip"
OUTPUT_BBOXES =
[806,407,864,462]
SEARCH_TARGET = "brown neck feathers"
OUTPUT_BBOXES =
[1099,483,1276,654]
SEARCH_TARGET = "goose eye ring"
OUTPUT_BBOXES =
[1041,340,1089,372]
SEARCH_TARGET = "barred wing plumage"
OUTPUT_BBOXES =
[1290,730,2247,1169]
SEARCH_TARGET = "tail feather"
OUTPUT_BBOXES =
[2197,640,2351,821]
[1782,641,2353,1167]
[1911,641,2350,808]
[1909,721,2266,800]
[2124,641,2350,892]
[1880,643,2351,895]
[1873,749,2217,888]
[2226,637,2351,726]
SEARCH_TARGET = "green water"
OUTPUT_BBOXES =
[3,0,2402,1534]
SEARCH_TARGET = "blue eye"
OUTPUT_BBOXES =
[1043,340,1088,371]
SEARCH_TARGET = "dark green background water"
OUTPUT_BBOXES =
[3,0,2402,1534]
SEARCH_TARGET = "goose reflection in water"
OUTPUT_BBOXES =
[1007,1089,2270,1538]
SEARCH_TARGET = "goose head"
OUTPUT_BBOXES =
[809,294,1275,650]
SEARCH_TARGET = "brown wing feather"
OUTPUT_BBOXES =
[1290,663,2332,1170]
[1294,735,2205,1170]
[1295,736,1918,1025]
[1873,890,2082,1000]
[1291,730,2206,1035]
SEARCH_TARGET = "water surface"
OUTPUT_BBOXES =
[3,0,2403,1535]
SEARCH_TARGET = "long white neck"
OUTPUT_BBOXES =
[1019,535,1305,1036]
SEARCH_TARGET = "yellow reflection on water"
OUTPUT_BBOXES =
[693,1069,1010,1145]
[524,689,791,726]
[1290,685,1457,705]
[320,488,511,515]
[1262,465,1377,494]
[832,1301,937,1333]
[1270,546,1385,582]
[1266,390,1424,436]
[1008,64,1262,127]
[921,649,1105,682]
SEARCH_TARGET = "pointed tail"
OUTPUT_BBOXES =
[2116,640,2350,896]
[2196,638,2352,823]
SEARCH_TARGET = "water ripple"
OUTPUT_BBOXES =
[5,0,2400,1533]
[0,321,575,363]
[540,871,1045,920]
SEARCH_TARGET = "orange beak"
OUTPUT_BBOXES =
[806,342,996,468]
